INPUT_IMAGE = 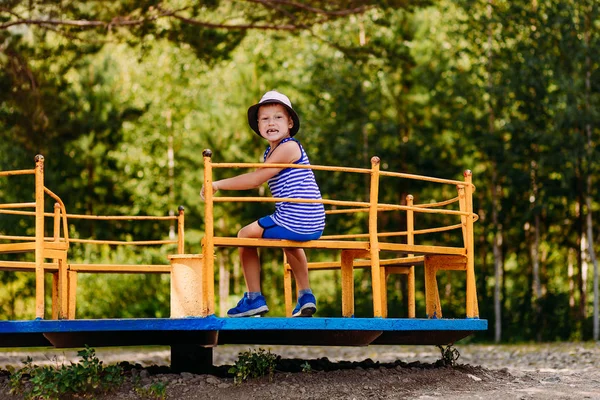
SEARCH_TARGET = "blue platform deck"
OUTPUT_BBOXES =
[0,317,487,348]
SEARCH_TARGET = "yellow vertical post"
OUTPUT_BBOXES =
[34,154,45,319]
[177,205,185,254]
[368,156,383,317]
[406,195,416,318]
[202,149,215,316]
[463,170,479,318]
[283,256,293,317]
[51,203,60,319]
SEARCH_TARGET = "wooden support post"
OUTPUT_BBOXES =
[51,273,59,320]
[406,195,416,318]
[171,344,214,374]
[34,154,45,319]
[368,156,383,317]
[463,170,479,318]
[380,266,388,318]
[202,149,215,316]
[283,255,294,317]
[424,256,442,318]
[67,270,78,319]
[177,206,185,254]
[169,254,205,317]
[340,250,355,317]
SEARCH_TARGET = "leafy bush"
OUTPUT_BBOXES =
[228,348,278,384]
[9,345,124,399]
[437,344,460,366]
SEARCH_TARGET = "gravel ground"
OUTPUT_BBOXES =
[1,342,599,399]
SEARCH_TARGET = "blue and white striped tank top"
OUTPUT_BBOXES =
[263,138,326,234]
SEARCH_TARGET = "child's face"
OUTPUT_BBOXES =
[257,104,293,143]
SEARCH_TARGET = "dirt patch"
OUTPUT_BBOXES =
[1,343,599,399]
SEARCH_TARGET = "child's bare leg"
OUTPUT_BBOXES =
[284,248,310,291]
[238,221,264,293]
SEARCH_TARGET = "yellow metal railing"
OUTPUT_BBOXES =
[201,149,479,319]
[1,155,186,320]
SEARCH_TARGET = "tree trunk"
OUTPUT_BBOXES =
[531,214,541,342]
[582,2,598,341]
[486,0,503,344]
[492,173,503,343]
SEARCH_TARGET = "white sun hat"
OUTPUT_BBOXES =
[247,90,300,137]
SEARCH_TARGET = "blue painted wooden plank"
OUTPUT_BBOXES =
[0,317,487,334]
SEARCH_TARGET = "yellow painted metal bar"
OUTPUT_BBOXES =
[413,196,460,208]
[202,149,215,316]
[0,261,59,271]
[34,154,45,319]
[213,237,370,250]
[0,169,35,176]
[43,187,70,247]
[212,162,371,175]
[378,242,466,255]
[0,235,55,241]
[325,205,398,215]
[177,206,185,254]
[457,185,468,248]
[215,197,370,208]
[406,195,416,318]
[64,214,177,221]
[368,156,383,318]
[0,209,178,222]
[0,209,35,216]
[68,238,176,245]
[68,264,171,273]
[463,170,479,318]
[54,203,68,319]
[283,254,293,317]
[319,223,463,240]
[306,256,425,270]
[379,169,469,186]
[376,203,471,216]
[0,202,36,209]
[0,242,35,252]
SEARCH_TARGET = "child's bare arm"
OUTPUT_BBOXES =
[200,141,301,200]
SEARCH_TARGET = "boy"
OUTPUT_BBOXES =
[201,90,326,317]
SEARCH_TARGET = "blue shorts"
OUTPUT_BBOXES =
[258,216,323,241]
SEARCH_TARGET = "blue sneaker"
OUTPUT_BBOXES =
[227,293,269,317]
[292,293,317,317]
